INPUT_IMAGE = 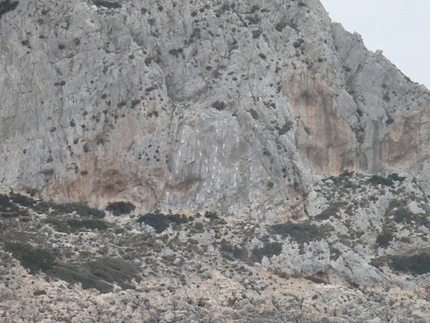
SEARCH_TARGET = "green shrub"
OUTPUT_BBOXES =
[250,109,259,120]
[88,257,138,284]
[376,231,394,248]
[388,173,406,182]
[168,48,183,58]
[46,218,108,232]
[50,264,113,294]
[219,242,248,261]
[252,30,262,39]
[92,0,121,9]
[278,120,293,135]
[393,208,412,224]
[9,193,35,208]
[4,242,55,273]
[251,242,282,263]
[192,222,205,233]
[389,252,430,275]
[50,258,137,293]
[204,211,218,220]
[212,101,226,111]
[304,276,326,284]
[55,203,105,218]
[368,175,394,187]
[106,201,136,216]
[275,20,288,32]
[0,194,25,217]
[138,213,169,233]
[315,202,345,220]
[137,212,188,233]
[166,213,188,225]
[246,15,260,24]
[0,0,18,18]
[67,219,108,231]
[270,222,330,245]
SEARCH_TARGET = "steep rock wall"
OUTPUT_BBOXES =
[0,0,429,217]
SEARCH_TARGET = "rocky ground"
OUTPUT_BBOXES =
[1,172,429,322]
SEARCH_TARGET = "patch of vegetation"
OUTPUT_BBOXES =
[251,242,283,263]
[278,120,293,135]
[137,212,188,233]
[168,48,183,58]
[68,219,108,231]
[388,173,406,182]
[204,211,219,220]
[219,242,248,261]
[0,0,18,18]
[372,251,430,276]
[92,0,121,9]
[50,264,113,293]
[0,194,26,217]
[275,20,288,32]
[389,252,430,275]
[45,202,105,218]
[393,208,412,224]
[212,101,226,111]
[7,193,105,218]
[246,15,260,24]
[376,230,394,248]
[367,175,394,187]
[9,192,35,208]
[88,257,138,285]
[293,38,304,48]
[4,242,138,293]
[270,222,331,245]
[106,201,136,216]
[315,202,346,220]
[252,29,262,39]
[250,109,259,120]
[4,242,56,274]
[214,3,231,17]
[304,276,327,284]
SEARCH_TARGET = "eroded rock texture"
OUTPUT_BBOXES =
[1,0,429,219]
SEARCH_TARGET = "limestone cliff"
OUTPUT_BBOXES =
[1,0,429,218]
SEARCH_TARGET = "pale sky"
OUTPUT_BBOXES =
[320,0,430,89]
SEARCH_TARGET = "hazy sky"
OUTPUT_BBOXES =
[320,0,430,89]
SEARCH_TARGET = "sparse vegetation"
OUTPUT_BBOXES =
[315,202,346,220]
[270,222,331,245]
[137,212,188,233]
[4,242,56,273]
[376,230,394,248]
[0,0,18,18]
[368,175,394,187]
[250,109,259,120]
[275,20,288,32]
[252,30,262,39]
[278,120,293,135]
[251,242,283,263]
[92,0,121,9]
[106,201,136,216]
[388,252,430,275]
[212,101,226,111]
[220,242,248,261]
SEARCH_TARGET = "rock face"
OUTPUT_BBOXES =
[2,1,430,320]
[1,0,430,218]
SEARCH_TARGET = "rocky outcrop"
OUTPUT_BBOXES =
[1,171,430,322]
[1,0,429,220]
